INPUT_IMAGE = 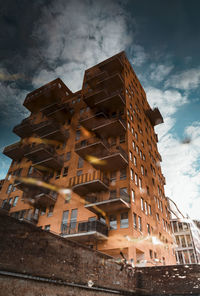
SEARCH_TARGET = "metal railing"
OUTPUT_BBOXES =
[61,220,108,237]
[69,170,109,188]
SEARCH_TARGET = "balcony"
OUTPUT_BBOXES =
[85,192,130,214]
[94,92,125,113]
[3,142,29,160]
[40,102,73,124]
[34,121,69,142]
[34,191,57,208]
[92,118,126,138]
[11,208,39,225]
[75,137,109,159]
[84,89,107,108]
[98,56,123,75]
[92,146,128,171]
[80,112,107,131]
[23,78,72,112]
[13,118,34,138]
[96,73,124,93]
[146,108,164,126]
[0,199,11,213]
[61,220,108,241]
[85,71,108,88]
[69,170,109,196]
[25,143,63,170]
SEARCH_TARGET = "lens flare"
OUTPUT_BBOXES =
[85,155,106,165]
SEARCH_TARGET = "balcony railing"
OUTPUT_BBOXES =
[75,137,110,159]
[34,121,69,142]
[80,112,107,130]
[85,71,108,88]
[11,208,39,225]
[61,220,108,241]
[69,170,109,196]
[13,118,34,138]
[92,118,126,138]
[23,78,72,112]
[3,141,29,160]
[96,73,124,93]
[40,102,73,124]
[146,108,164,126]
[83,89,108,108]
[98,55,123,74]
[94,91,125,113]
[25,143,63,170]
[85,191,130,214]
[0,199,11,212]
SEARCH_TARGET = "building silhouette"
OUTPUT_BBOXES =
[0,51,176,265]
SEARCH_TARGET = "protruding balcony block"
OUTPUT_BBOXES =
[84,89,107,108]
[34,121,69,142]
[34,191,58,208]
[61,220,108,241]
[94,92,125,113]
[23,78,72,113]
[25,143,63,170]
[80,112,107,131]
[85,193,130,215]
[98,56,123,74]
[69,170,109,196]
[92,118,126,138]
[75,137,109,159]
[97,73,124,93]
[0,199,11,212]
[40,102,73,124]
[146,107,164,126]
[85,71,108,88]
[3,142,29,160]
[13,118,33,138]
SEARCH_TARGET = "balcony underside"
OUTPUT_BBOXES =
[62,231,108,242]
[3,144,28,160]
[99,56,123,74]
[86,71,108,88]
[80,113,107,130]
[146,108,164,126]
[84,90,107,108]
[85,198,130,214]
[41,103,72,124]
[92,119,126,138]
[93,153,128,171]
[25,146,54,163]
[97,74,124,93]
[41,130,68,142]
[72,180,109,196]
[13,123,33,138]
[75,142,109,159]
[34,193,57,208]
[34,122,68,142]
[32,157,62,170]
[94,93,125,113]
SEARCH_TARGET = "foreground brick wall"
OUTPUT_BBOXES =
[0,213,200,295]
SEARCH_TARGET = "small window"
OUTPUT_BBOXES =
[148,205,152,215]
[109,215,117,230]
[129,151,133,161]
[55,169,61,179]
[141,198,144,211]
[141,165,144,176]
[28,166,33,176]
[7,184,13,194]
[130,168,134,180]
[8,198,12,205]
[120,212,129,228]
[65,152,71,161]
[133,156,137,167]
[76,130,81,141]
[144,201,148,215]
[149,249,153,259]
[132,140,135,149]
[138,216,142,231]
[135,173,138,185]
[48,206,54,217]
[110,190,116,199]
[131,190,135,202]
[133,213,137,229]
[77,157,84,169]
[147,223,151,234]
[44,225,50,231]
[120,168,126,180]
[110,171,116,181]
[77,170,82,176]
[13,196,19,207]
[63,167,68,177]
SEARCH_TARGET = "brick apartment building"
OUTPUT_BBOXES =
[0,51,176,265]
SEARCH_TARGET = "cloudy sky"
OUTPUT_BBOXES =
[0,0,200,219]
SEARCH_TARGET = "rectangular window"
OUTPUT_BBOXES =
[48,205,54,217]
[120,168,126,180]
[110,171,116,181]
[78,157,84,168]
[132,141,135,149]
[131,190,135,202]
[156,213,160,221]
[133,213,137,229]
[77,170,82,176]
[13,196,19,207]
[147,223,150,235]
[75,130,81,141]
[70,209,78,230]
[135,173,138,185]
[44,225,50,231]
[109,215,117,230]
[141,165,144,176]
[131,127,134,135]
[130,169,134,180]
[120,212,129,228]
[136,146,139,154]
[138,216,142,231]
[144,201,148,215]
[63,166,68,177]
[55,169,61,179]
[129,151,133,161]
[28,166,33,176]
[139,178,142,189]
[148,205,152,215]
[133,156,137,167]
[141,198,144,211]
[110,190,116,199]
[65,152,71,161]
[135,132,138,140]
[7,184,13,194]
[149,249,153,259]
[61,210,69,232]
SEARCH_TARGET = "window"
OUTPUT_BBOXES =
[120,187,128,197]
[13,196,19,207]
[129,151,133,161]
[133,213,137,229]
[44,225,50,231]
[80,108,84,114]
[120,212,129,228]
[140,150,142,159]
[48,205,54,217]
[109,215,117,230]
[70,209,78,229]
[120,134,125,143]
[131,190,135,202]
[41,208,46,215]
[78,157,84,169]
[146,186,150,195]
[120,168,126,180]
[128,122,130,130]
[76,130,81,141]
[148,205,152,216]
[144,201,148,215]
[156,213,160,221]
[110,171,116,181]
[7,184,13,194]
[141,165,144,176]
[133,156,137,167]
[138,216,142,231]
[63,166,68,177]
[55,169,61,179]
[110,190,116,199]
[139,178,142,189]
[154,252,157,258]
[135,132,138,140]
[143,154,146,161]
[61,210,69,232]
[140,198,144,211]
[132,141,135,149]
[147,224,150,235]
[149,249,153,259]
[8,198,12,205]
[65,152,71,161]
[130,169,134,180]
[136,146,139,154]
[135,173,138,185]
[28,166,33,176]
[131,127,134,135]
[77,170,82,176]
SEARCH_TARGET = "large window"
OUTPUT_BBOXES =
[77,157,84,169]
[61,210,69,232]
[120,212,129,228]
[109,215,117,230]
[13,196,19,207]
[70,209,78,230]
